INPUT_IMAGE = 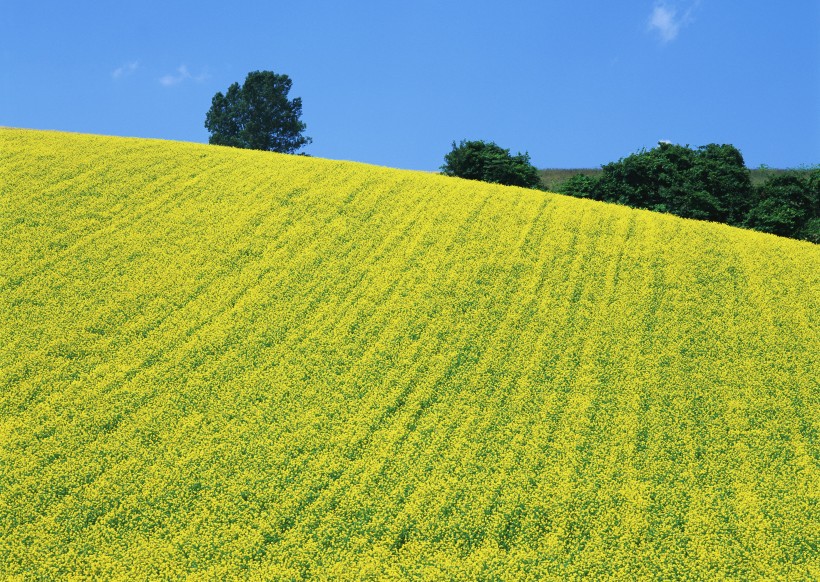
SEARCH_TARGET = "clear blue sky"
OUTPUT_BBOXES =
[2,1,818,170]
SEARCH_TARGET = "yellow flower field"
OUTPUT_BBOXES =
[0,128,818,579]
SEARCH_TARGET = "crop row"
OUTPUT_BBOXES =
[0,129,818,579]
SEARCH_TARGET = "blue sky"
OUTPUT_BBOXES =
[2,1,818,170]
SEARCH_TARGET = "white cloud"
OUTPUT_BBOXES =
[648,2,699,43]
[649,5,680,42]
[112,61,139,80]
[159,65,208,87]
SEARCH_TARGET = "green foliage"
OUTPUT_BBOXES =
[539,169,602,192]
[745,168,820,242]
[590,142,751,223]
[555,144,818,243]
[205,70,311,154]
[695,143,753,224]
[559,173,596,198]
[441,140,541,189]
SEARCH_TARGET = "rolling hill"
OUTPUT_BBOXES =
[1,128,818,579]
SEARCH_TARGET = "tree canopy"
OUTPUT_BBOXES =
[745,169,820,242]
[590,142,752,223]
[557,142,818,243]
[441,140,541,189]
[205,70,311,154]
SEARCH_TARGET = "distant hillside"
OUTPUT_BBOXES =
[1,129,818,579]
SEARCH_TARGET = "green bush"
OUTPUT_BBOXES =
[591,142,751,223]
[745,169,820,241]
[558,174,597,198]
[441,140,541,189]
[554,143,818,243]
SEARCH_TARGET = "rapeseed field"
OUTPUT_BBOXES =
[1,128,818,579]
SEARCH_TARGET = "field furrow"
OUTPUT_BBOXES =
[1,129,818,579]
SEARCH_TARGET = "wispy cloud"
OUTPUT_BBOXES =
[648,2,699,43]
[112,61,139,80]
[159,65,208,87]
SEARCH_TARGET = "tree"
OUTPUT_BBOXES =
[589,142,750,223]
[688,144,752,225]
[745,169,820,241]
[554,142,818,243]
[441,140,542,189]
[205,70,311,153]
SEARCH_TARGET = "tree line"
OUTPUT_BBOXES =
[204,70,818,244]
[556,143,819,243]
[440,140,818,243]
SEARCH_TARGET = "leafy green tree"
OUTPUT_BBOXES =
[441,140,541,189]
[205,70,311,153]
[555,142,818,243]
[693,143,752,225]
[589,142,750,223]
[745,169,820,241]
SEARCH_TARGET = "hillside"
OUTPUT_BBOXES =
[1,128,819,579]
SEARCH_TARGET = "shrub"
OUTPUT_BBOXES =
[592,142,751,223]
[746,168,820,241]
[441,140,541,189]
